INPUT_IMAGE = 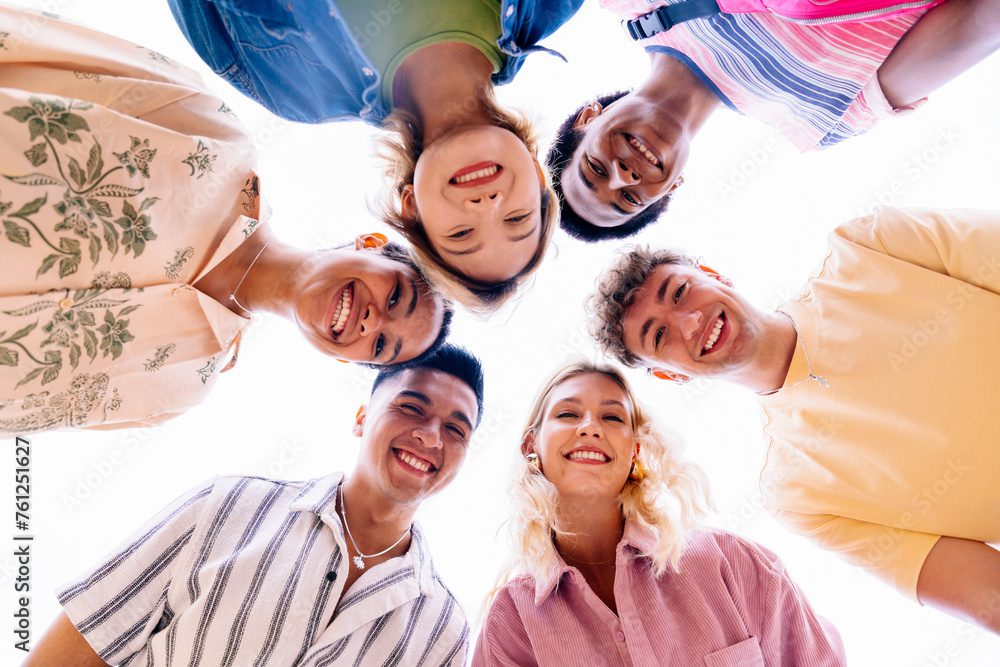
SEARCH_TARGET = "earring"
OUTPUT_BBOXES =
[629,456,646,482]
[649,369,692,384]
[526,453,542,474]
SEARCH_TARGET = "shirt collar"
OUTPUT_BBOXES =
[289,472,437,596]
[532,519,658,605]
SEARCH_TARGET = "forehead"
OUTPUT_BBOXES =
[545,373,632,410]
[374,367,478,418]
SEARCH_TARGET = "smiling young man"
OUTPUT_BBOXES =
[549,0,1000,241]
[26,344,484,666]
[587,207,1000,633]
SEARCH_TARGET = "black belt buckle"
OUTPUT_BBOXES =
[625,7,673,40]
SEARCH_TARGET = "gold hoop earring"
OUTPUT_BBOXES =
[526,452,542,474]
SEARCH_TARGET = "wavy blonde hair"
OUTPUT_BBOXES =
[501,361,712,589]
[375,87,557,316]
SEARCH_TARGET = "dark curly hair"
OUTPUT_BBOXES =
[546,91,673,243]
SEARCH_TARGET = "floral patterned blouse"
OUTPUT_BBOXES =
[0,8,261,433]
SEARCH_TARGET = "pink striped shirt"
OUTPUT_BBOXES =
[601,0,933,150]
[474,525,846,666]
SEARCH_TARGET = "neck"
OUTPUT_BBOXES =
[744,310,798,394]
[553,498,624,568]
[194,227,308,320]
[642,51,720,134]
[393,42,496,144]
[340,474,417,553]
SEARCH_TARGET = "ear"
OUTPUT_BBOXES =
[649,368,693,384]
[352,405,367,438]
[399,184,418,221]
[354,232,388,250]
[572,102,604,130]
[697,264,734,288]
[520,430,536,458]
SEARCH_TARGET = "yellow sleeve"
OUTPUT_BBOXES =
[773,509,942,602]
[835,207,1000,294]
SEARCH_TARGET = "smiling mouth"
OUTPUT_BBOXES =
[564,449,611,463]
[393,448,437,474]
[330,283,353,339]
[449,162,502,187]
[701,312,729,356]
[624,133,662,169]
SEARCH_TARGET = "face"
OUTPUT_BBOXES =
[524,373,637,502]
[410,125,543,283]
[621,263,765,380]
[560,97,688,228]
[355,368,479,505]
[293,247,444,364]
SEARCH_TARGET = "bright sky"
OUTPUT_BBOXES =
[3,1,1000,665]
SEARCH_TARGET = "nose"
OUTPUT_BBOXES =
[608,158,640,188]
[576,413,604,439]
[465,189,504,210]
[676,310,703,341]
[413,420,443,449]
[358,303,383,337]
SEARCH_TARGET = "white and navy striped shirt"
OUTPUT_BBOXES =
[58,474,468,666]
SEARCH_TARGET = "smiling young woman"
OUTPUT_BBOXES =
[473,361,846,666]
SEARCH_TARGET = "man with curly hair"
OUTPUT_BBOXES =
[549,0,1000,241]
[586,206,1000,632]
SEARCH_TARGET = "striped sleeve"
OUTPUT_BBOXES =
[720,534,847,666]
[57,479,216,665]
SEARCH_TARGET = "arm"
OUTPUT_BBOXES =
[877,0,1000,108]
[836,207,1000,294]
[24,613,106,667]
[917,537,1000,633]
[726,536,846,665]
[471,589,537,667]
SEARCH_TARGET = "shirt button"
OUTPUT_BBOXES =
[325,571,337,582]
[362,67,375,77]
[509,42,520,52]
[615,630,625,642]
[58,297,73,310]
[505,5,515,17]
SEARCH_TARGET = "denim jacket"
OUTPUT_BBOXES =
[168,0,583,125]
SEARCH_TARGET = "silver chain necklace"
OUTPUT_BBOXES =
[229,240,270,316]
[778,311,829,388]
[338,483,411,571]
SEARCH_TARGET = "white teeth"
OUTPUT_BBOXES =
[330,286,352,335]
[398,451,431,472]
[566,450,609,462]
[702,316,724,352]
[628,137,659,167]
[453,165,499,183]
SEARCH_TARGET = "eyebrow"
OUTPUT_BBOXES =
[387,338,402,365]
[509,224,538,242]
[405,276,418,317]
[578,159,630,217]
[441,243,483,257]
[398,389,430,404]
[656,275,670,304]
[451,410,474,431]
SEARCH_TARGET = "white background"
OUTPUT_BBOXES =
[2,1,999,665]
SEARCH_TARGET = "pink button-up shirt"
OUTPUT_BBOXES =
[474,525,846,666]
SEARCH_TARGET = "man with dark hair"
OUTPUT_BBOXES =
[586,207,1000,633]
[28,344,485,666]
[551,0,1000,241]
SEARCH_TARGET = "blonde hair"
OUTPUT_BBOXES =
[501,361,711,588]
[375,87,557,316]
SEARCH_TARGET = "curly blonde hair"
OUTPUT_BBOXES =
[375,87,557,316]
[501,361,711,589]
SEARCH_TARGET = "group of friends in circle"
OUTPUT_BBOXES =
[6,0,998,664]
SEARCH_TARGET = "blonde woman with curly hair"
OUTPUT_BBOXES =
[168,0,582,314]
[473,361,846,666]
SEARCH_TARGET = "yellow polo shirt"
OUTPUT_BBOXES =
[758,207,1000,601]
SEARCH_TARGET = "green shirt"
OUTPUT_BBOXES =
[338,0,504,107]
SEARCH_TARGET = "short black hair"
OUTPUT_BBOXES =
[546,91,673,243]
[370,344,485,426]
[357,242,454,369]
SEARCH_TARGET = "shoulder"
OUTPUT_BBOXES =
[680,528,784,578]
